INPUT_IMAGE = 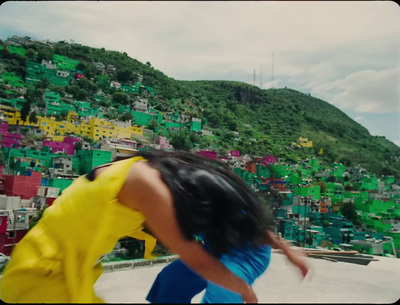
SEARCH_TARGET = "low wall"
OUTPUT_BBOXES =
[102,255,179,273]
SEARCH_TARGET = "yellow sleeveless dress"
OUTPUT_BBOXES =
[0,156,157,303]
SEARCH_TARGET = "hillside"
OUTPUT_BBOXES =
[0,37,399,177]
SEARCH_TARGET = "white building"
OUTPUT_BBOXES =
[133,98,148,112]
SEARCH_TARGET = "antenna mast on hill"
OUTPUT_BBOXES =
[271,52,274,89]
[259,64,263,89]
[253,68,256,86]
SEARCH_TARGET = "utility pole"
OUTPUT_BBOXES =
[12,209,16,252]
[259,64,263,89]
[271,52,274,89]
[253,68,256,86]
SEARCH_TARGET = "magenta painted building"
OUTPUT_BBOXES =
[0,121,7,134]
[263,155,277,165]
[43,136,81,156]
[229,150,240,157]
[63,136,81,144]
[43,140,73,155]
[0,121,21,149]
[197,150,218,159]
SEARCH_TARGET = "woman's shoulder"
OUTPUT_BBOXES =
[117,160,172,211]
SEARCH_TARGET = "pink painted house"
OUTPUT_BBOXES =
[157,136,173,151]
[42,140,72,155]
[229,150,240,157]
[120,138,137,149]
[262,155,277,165]
[197,150,218,159]
[43,136,81,156]
[0,121,21,148]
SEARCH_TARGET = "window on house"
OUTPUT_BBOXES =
[7,231,16,239]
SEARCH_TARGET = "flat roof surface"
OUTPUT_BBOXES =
[94,252,400,303]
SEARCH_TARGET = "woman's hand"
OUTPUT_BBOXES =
[264,230,309,278]
[287,250,309,278]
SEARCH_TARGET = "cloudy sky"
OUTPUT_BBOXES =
[0,1,399,146]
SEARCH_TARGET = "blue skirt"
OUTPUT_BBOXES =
[146,245,271,304]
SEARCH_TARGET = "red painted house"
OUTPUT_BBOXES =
[3,171,42,199]
[245,162,257,174]
[75,72,85,80]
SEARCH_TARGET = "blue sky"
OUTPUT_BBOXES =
[0,1,399,146]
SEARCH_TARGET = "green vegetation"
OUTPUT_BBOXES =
[1,38,399,177]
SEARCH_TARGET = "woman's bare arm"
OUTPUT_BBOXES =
[117,161,257,303]
[264,230,309,278]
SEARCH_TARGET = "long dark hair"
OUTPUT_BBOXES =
[132,150,273,256]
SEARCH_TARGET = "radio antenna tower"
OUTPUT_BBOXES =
[253,68,256,86]
[259,64,263,89]
[271,52,274,89]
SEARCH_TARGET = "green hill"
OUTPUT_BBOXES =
[0,38,399,177]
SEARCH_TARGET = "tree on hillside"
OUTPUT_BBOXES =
[116,69,134,83]
[20,101,32,122]
[76,62,97,79]
[207,113,221,126]
[112,92,130,105]
[29,207,47,229]
[119,112,133,122]
[146,119,159,131]
[340,202,360,226]
[327,175,337,182]
[77,89,88,101]
[25,88,44,104]
[37,48,52,61]
[26,48,36,61]
[36,78,50,90]
[77,77,97,92]
[169,130,192,151]
[28,111,38,124]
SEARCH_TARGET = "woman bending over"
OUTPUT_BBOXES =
[0,150,281,303]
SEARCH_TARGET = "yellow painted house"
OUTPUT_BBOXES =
[88,117,143,141]
[0,105,36,126]
[2,106,143,142]
[299,137,313,148]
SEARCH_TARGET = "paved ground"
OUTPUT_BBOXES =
[94,252,400,303]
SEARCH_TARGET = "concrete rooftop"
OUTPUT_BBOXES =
[94,252,400,303]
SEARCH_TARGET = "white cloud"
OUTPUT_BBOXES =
[0,1,399,141]
[393,139,400,147]
[354,116,363,123]
[312,67,400,113]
